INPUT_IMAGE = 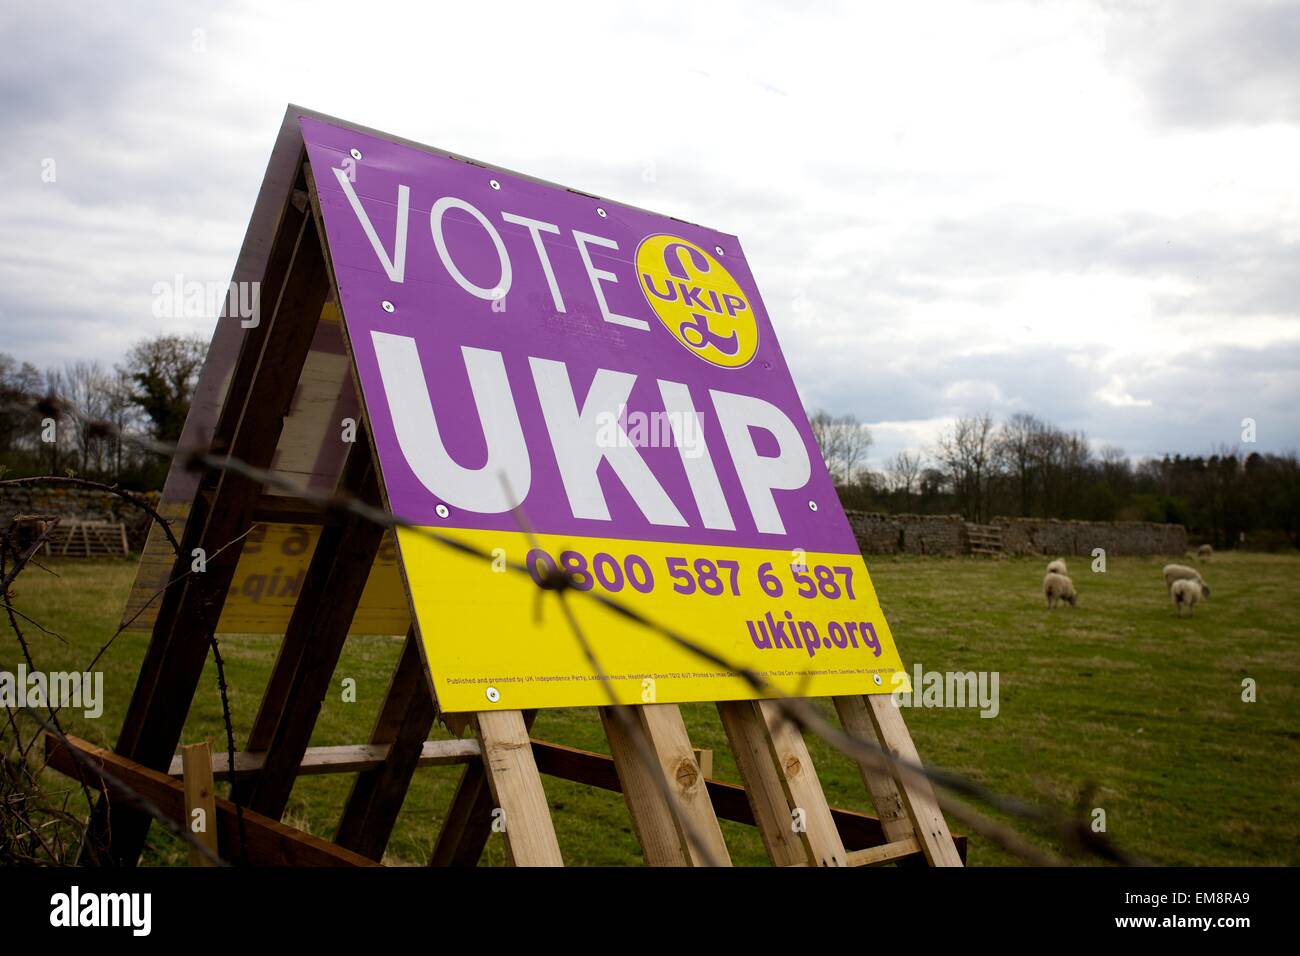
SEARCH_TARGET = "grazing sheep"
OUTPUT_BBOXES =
[1163,563,1210,599]
[1046,558,1069,576]
[1197,544,1213,562]
[1043,572,1078,609]
[1171,578,1203,616]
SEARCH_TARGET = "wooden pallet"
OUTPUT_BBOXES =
[71,106,963,869]
[965,523,1003,557]
[44,519,129,558]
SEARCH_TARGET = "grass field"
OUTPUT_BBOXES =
[6,551,1298,866]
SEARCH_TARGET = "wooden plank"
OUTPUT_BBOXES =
[833,695,914,844]
[693,748,713,779]
[472,710,563,867]
[181,741,218,866]
[756,700,847,867]
[334,627,438,860]
[845,837,921,867]
[716,701,806,866]
[601,706,682,865]
[428,761,492,867]
[237,439,385,819]
[88,199,327,865]
[47,734,378,867]
[601,704,730,866]
[166,739,480,778]
[242,437,371,756]
[862,694,964,867]
[429,711,538,867]
[639,704,729,866]
[120,196,311,751]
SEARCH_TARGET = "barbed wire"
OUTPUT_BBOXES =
[1,391,1146,866]
[0,430,249,864]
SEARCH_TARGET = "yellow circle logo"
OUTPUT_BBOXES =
[635,235,758,368]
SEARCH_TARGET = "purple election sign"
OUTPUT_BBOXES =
[299,114,906,712]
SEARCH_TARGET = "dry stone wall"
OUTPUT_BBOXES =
[845,511,1187,557]
[0,486,159,551]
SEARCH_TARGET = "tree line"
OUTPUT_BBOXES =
[2,342,1295,550]
[810,410,1300,550]
[0,334,206,489]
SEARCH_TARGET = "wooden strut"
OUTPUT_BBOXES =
[80,131,963,868]
[84,160,323,865]
[234,432,385,819]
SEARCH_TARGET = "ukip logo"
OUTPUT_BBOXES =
[635,235,759,369]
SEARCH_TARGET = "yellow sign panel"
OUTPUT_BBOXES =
[215,523,409,635]
[400,528,908,713]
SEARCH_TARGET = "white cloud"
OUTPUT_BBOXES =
[1,0,1297,460]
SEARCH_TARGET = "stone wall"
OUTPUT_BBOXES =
[844,512,968,556]
[0,486,160,551]
[845,510,1188,557]
[991,517,1187,557]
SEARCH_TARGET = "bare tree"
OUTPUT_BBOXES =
[934,413,996,522]
[61,361,115,474]
[808,409,873,486]
[995,412,1047,517]
[887,451,923,498]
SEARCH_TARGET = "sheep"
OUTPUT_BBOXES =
[1163,563,1210,599]
[1197,544,1213,562]
[1046,558,1069,576]
[1171,578,1203,616]
[1043,572,1078,609]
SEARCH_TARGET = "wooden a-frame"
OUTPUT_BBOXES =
[74,106,963,868]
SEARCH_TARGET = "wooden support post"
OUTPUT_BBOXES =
[428,761,493,867]
[334,627,438,860]
[716,700,806,866]
[181,741,218,866]
[833,695,913,844]
[236,440,385,819]
[756,699,847,867]
[429,711,537,867]
[470,710,562,867]
[716,700,847,866]
[601,703,731,866]
[85,198,328,866]
[692,748,713,779]
[855,694,963,867]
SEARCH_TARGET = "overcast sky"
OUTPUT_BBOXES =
[2,0,1297,468]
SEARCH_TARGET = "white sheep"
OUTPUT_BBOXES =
[1197,544,1213,562]
[1163,563,1210,599]
[1043,572,1077,609]
[1046,558,1069,576]
[1171,578,1203,616]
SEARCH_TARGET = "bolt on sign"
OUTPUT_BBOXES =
[295,117,909,712]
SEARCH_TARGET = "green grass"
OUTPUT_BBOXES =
[6,551,1298,865]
